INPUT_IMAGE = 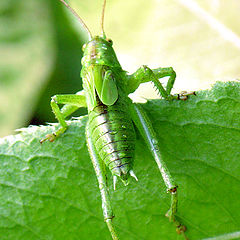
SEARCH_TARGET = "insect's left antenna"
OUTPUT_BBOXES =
[58,0,92,40]
[101,0,107,38]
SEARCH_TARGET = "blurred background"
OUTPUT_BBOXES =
[0,0,239,137]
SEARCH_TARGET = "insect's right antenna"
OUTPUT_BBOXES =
[58,0,92,40]
[100,0,107,38]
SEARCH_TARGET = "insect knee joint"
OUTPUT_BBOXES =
[170,67,176,76]
[141,65,152,77]
[104,215,115,221]
[168,186,178,193]
[51,95,57,103]
[142,65,149,71]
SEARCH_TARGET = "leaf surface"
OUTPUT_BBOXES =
[0,82,239,240]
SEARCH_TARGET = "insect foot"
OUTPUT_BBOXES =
[176,224,187,234]
[176,91,196,100]
[40,133,57,144]
[176,224,188,240]
[166,207,188,240]
[164,186,188,239]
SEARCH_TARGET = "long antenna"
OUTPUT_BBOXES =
[101,0,107,38]
[58,0,92,40]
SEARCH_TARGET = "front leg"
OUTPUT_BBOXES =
[127,66,195,101]
[40,90,87,143]
[130,103,187,236]
[127,66,176,99]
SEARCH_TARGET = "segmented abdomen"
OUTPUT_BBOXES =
[88,99,136,181]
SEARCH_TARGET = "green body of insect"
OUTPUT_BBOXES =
[41,1,195,239]
[82,36,136,184]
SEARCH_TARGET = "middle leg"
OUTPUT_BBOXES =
[40,90,87,143]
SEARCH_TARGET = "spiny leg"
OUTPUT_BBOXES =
[152,67,176,96]
[130,103,186,236]
[40,90,87,143]
[128,65,195,100]
[86,123,119,240]
[127,66,176,99]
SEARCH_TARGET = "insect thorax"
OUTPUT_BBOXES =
[81,36,121,68]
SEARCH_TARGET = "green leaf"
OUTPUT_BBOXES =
[0,0,86,137]
[0,0,54,137]
[0,81,239,240]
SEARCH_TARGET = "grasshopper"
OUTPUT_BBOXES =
[41,0,195,239]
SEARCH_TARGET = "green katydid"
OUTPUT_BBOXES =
[41,0,195,239]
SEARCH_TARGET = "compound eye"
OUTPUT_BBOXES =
[107,38,113,45]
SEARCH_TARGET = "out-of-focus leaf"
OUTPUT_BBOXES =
[0,0,86,137]
[0,1,54,137]
[32,1,87,126]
